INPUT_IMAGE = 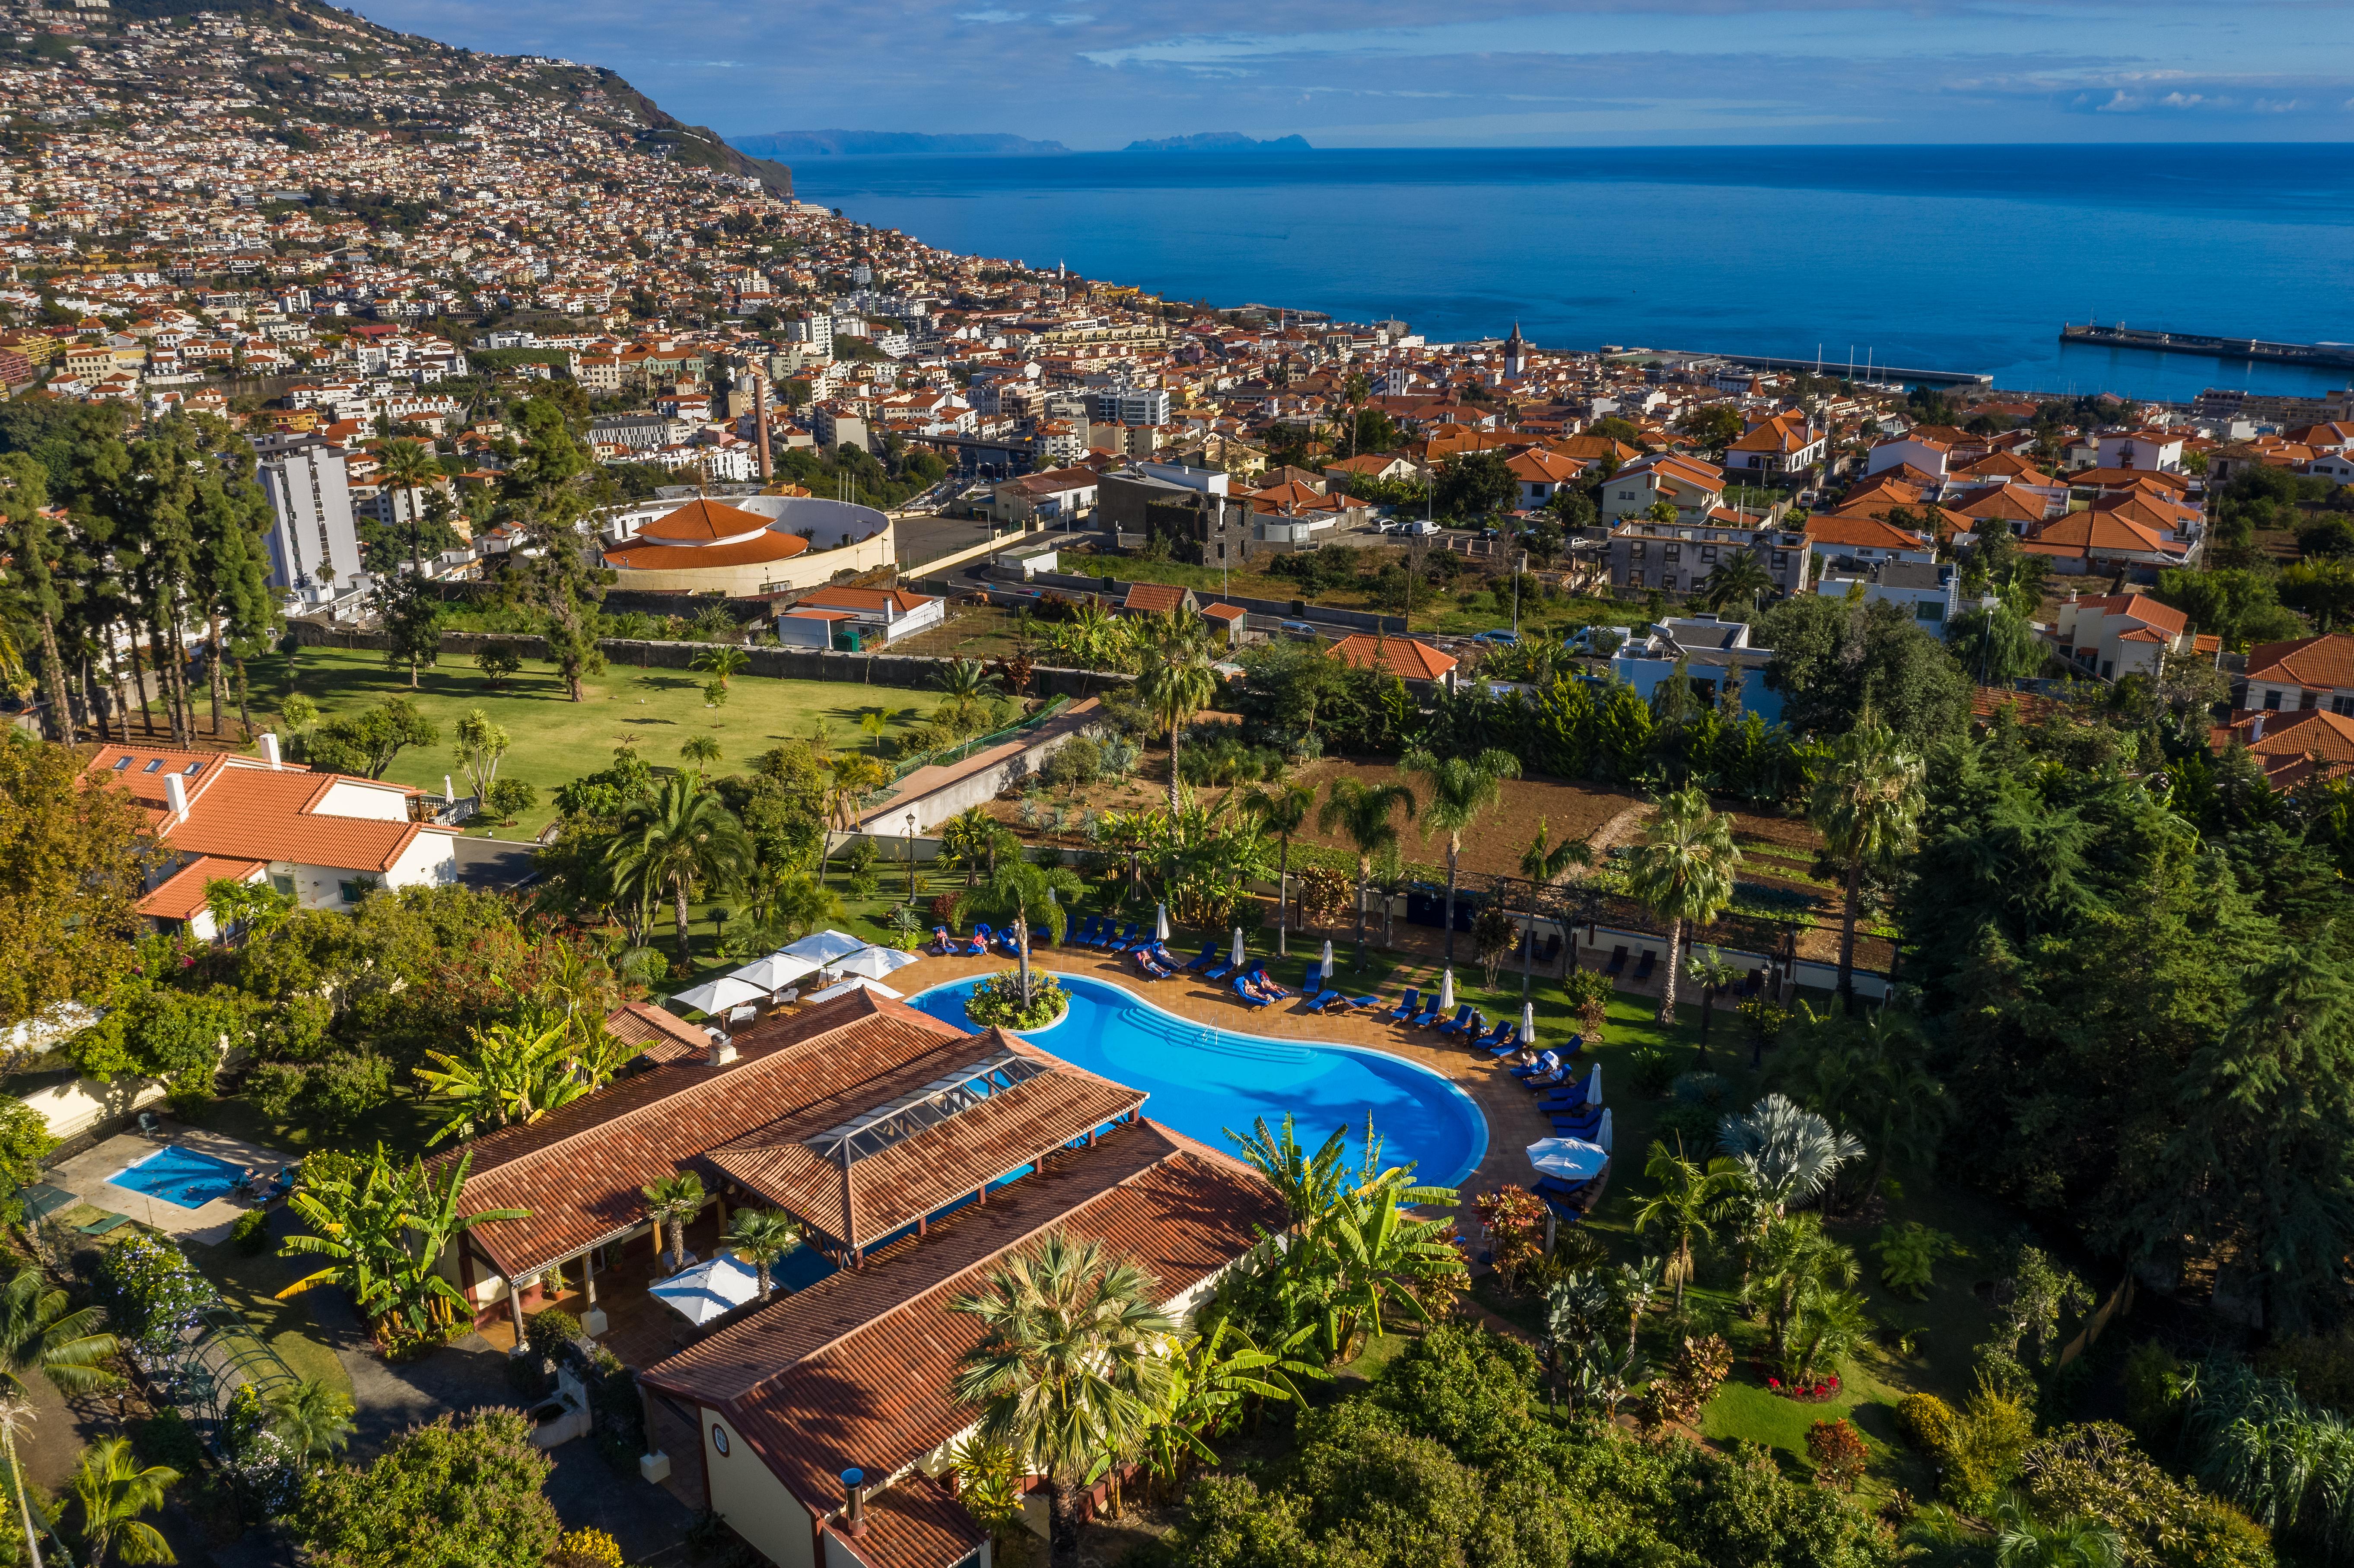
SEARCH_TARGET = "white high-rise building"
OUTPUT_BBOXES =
[255,439,363,603]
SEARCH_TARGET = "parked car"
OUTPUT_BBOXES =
[1473,629,1520,646]
[1279,620,1322,640]
[1398,519,1440,537]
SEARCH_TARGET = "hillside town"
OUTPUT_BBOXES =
[11,4,2354,1568]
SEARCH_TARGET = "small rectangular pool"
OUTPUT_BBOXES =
[108,1145,248,1210]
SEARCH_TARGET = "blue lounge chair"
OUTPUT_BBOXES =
[1603,945,1628,977]
[1301,963,1323,996]
[998,924,1026,956]
[964,925,993,956]
[1134,946,1174,979]
[1244,964,1292,1001]
[1483,1025,1521,1057]
[1106,922,1141,951]
[1512,1053,1563,1079]
[1435,1004,1476,1036]
[1335,993,1382,1012]
[1408,996,1443,1027]
[1305,988,1343,1011]
[1206,950,1244,983]
[1386,988,1421,1023]
[1231,974,1272,1009]
[929,925,953,954]
[1069,916,1099,946]
[1632,949,1656,982]
[1183,943,1220,973]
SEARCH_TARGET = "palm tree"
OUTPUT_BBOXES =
[1698,549,1775,616]
[70,1436,175,1567]
[1614,1256,1666,1358]
[950,1233,1178,1567]
[375,437,439,566]
[1992,1498,2124,1568]
[603,773,755,963]
[1517,816,1591,998]
[679,734,723,773]
[1788,1282,1873,1384]
[689,643,750,688]
[1400,747,1520,963]
[642,1171,706,1272]
[1632,1140,1749,1310]
[1685,946,1741,1065]
[938,805,999,889]
[857,710,889,753]
[934,657,997,726]
[1318,778,1415,965]
[1223,1115,1351,1238]
[1241,779,1316,953]
[1136,614,1218,812]
[1807,721,1926,1015]
[725,1208,803,1300]
[1756,1213,1857,1363]
[0,1392,42,1568]
[0,1266,118,1398]
[970,856,1084,1007]
[1622,786,1741,1024]
[742,863,843,943]
[1718,1093,1866,1216]
[267,1377,356,1457]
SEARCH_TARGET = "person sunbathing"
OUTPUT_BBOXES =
[1241,968,1288,1002]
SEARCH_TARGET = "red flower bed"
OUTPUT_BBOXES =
[1753,1362,1843,1403]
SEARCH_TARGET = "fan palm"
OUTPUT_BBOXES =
[1400,747,1521,963]
[950,1232,1178,1567]
[642,1171,706,1271]
[725,1208,803,1300]
[1698,548,1776,615]
[1622,786,1741,1023]
[267,1377,356,1457]
[70,1436,175,1567]
[1632,1141,1750,1310]
[1233,779,1311,948]
[1317,777,1416,964]
[1807,721,1926,1014]
[1136,613,1218,812]
[1718,1093,1866,1215]
[603,773,755,962]
[1517,815,1591,998]
[0,1266,118,1398]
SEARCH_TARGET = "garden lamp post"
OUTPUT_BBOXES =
[905,812,918,900]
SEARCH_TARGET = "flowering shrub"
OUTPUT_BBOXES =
[549,1527,627,1568]
[1472,1187,1548,1293]
[965,969,1067,1029]
[223,1384,306,1516]
[1759,1364,1844,1402]
[1807,1418,1869,1490]
[1646,1334,1734,1429]
[93,1231,217,1361]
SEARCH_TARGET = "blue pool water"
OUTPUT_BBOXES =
[108,1145,248,1210]
[909,971,1489,1190]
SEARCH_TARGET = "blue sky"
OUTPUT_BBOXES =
[348,0,2354,146]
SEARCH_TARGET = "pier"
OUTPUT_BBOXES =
[2059,323,2354,372]
[1606,347,1992,387]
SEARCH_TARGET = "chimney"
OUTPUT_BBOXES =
[2251,711,2266,743]
[840,1469,867,1537]
[164,772,189,818]
[259,732,281,769]
[704,1029,737,1067]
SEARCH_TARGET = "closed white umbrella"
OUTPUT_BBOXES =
[1231,926,1245,966]
[1321,938,1334,973]
[781,929,866,964]
[729,952,820,992]
[1438,967,1455,1012]
[835,945,922,980]
[649,1252,763,1326]
[1155,903,1171,942]
[806,976,904,1004]
[1521,1001,1537,1047]
[1595,1107,1613,1153]
[669,975,767,1018]
[1525,1137,1609,1183]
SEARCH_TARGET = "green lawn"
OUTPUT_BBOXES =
[247,648,950,841]
[179,1228,356,1406]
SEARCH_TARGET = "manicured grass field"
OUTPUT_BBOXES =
[247,647,951,841]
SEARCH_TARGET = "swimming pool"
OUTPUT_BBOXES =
[107,1145,248,1210]
[909,971,1489,1190]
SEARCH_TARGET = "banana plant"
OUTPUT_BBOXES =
[279,1150,526,1341]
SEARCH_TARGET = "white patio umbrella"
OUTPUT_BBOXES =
[781,929,867,965]
[1438,967,1455,1011]
[1320,938,1334,974]
[1521,1000,1537,1047]
[806,976,904,1004]
[649,1252,763,1326]
[1155,903,1171,942]
[1586,1064,1603,1109]
[835,945,922,980]
[1230,926,1245,967]
[1525,1137,1608,1183]
[1595,1107,1613,1153]
[728,952,820,992]
[669,975,767,1018]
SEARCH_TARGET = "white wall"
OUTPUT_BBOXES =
[14,1074,168,1140]
[314,778,411,821]
[385,830,461,891]
[705,1408,820,1568]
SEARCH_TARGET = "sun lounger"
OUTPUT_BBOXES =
[1242,964,1292,1001]
[1387,988,1421,1023]
[1409,997,1443,1027]
[1302,963,1323,996]
[1336,993,1382,1012]
[1183,943,1220,973]
[1133,947,1174,979]
[1106,922,1141,951]
[77,1212,131,1236]
[1305,989,1343,1011]
[1536,932,1563,966]
[1603,945,1628,977]
[1633,949,1656,982]
[1206,952,1244,983]
[1435,1004,1476,1036]
[1231,975,1272,1009]
[1483,1026,1521,1057]
[929,925,953,954]
[964,924,993,956]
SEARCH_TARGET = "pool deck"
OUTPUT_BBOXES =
[45,1124,290,1244]
[880,942,1562,1222]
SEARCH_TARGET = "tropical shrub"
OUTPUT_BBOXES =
[524,1308,582,1364]
[2121,1342,2184,1439]
[1646,1334,1732,1429]
[1472,1187,1547,1294]
[547,1528,626,1568]
[1295,866,1352,928]
[1738,997,1788,1051]
[296,1409,560,1568]
[2021,1421,2271,1568]
[1939,1384,2036,1507]
[964,970,1067,1030]
[1895,1392,1956,1455]
[1562,967,1613,1041]
[1631,1045,1678,1098]
[1873,1223,1960,1300]
[92,1232,216,1360]
[229,1206,271,1256]
[1807,1419,1868,1490]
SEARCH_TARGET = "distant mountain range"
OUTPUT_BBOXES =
[728,131,1073,158]
[726,129,1315,159]
[1122,133,1314,153]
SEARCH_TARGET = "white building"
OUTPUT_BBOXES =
[254,438,363,604]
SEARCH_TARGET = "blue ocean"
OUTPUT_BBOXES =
[782,143,2354,404]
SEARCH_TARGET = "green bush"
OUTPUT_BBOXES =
[1940,1385,2036,1508]
[1656,1099,1721,1155]
[524,1307,583,1364]
[1630,1045,1678,1098]
[229,1207,271,1256]
[2121,1342,2185,1436]
[1895,1393,1955,1454]
[964,970,1067,1030]
[2255,1329,2354,1416]
[2021,1421,2271,1568]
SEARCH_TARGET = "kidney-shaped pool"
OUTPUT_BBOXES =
[907,970,1489,1190]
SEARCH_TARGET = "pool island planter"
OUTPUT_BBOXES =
[960,968,1072,1032]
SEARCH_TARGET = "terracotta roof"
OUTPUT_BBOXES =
[2245,634,2354,692]
[1200,602,1247,621]
[636,499,778,544]
[135,856,264,921]
[1504,447,1586,483]
[639,1120,1281,1551]
[2071,593,2189,636]
[1121,582,1190,614]
[1328,633,1455,681]
[2067,467,2192,496]
[604,533,810,572]
[442,989,977,1276]
[2211,707,2354,788]
[86,755,442,874]
[1953,452,2055,486]
[2020,510,2175,560]
[1804,513,1932,552]
[798,587,936,615]
[604,1001,709,1064]
[1945,483,2053,523]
